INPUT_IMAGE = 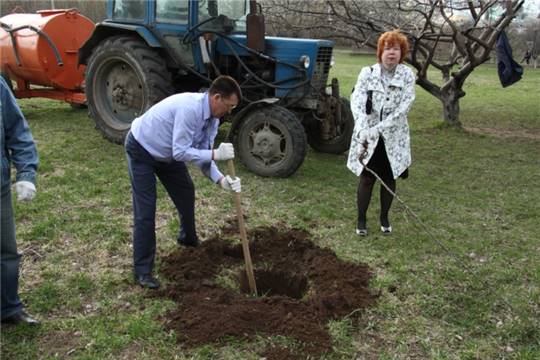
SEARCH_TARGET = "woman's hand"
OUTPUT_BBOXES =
[358,128,379,143]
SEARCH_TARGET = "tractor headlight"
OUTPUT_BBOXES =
[300,55,310,69]
[330,55,335,68]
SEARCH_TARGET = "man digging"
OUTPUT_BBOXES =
[125,76,242,289]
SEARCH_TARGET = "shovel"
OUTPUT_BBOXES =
[227,159,257,296]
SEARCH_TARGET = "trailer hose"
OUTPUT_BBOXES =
[0,21,63,67]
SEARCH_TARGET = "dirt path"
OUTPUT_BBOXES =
[155,225,378,359]
[464,126,540,140]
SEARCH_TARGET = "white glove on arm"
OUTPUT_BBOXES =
[213,143,235,161]
[357,127,379,144]
[365,127,379,141]
[14,181,36,201]
[220,175,241,193]
[357,130,368,144]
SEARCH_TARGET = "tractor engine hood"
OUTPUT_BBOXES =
[215,35,334,96]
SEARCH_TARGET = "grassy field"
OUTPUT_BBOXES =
[1,51,539,359]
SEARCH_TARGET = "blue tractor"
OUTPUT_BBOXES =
[79,0,354,177]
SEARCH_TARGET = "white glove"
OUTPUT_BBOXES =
[365,127,379,140]
[14,181,36,202]
[357,130,368,144]
[358,128,379,144]
[213,143,235,161]
[220,175,241,193]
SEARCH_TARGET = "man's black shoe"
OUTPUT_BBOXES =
[178,238,200,247]
[177,227,200,247]
[135,274,160,289]
[1,310,40,326]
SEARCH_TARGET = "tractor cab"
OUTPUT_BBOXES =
[110,0,248,31]
[104,0,250,77]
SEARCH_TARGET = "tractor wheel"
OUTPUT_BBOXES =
[307,97,354,154]
[235,106,307,177]
[85,36,173,144]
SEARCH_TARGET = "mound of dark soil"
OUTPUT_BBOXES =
[156,225,378,359]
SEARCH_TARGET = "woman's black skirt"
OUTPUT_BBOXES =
[364,139,408,180]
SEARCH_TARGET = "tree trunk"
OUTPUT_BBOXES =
[440,83,464,127]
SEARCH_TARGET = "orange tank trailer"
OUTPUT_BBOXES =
[0,9,95,104]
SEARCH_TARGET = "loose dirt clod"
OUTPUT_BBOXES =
[156,225,378,359]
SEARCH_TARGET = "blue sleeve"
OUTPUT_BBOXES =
[192,119,223,183]
[1,78,39,184]
[196,160,223,183]
[171,106,213,163]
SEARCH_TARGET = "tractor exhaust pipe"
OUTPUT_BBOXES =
[246,0,265,52]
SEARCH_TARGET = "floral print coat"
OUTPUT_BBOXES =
[347,63,415,179]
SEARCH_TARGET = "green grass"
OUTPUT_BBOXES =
[1,51,539,359]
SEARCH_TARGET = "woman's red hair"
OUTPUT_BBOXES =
[377,30,409,63]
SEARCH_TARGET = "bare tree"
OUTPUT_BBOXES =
[265,0,525,126]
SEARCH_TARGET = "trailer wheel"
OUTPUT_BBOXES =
[70,103,87,110]
[85,36,173,144]
[235,106,307,177]
[307,97,354,154]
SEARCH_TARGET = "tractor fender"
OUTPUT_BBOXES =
[227,98,280,142]
[79,22,161,66]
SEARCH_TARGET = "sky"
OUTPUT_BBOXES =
[523,0,540,18]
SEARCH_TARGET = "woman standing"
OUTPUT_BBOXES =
[347,30,416,236]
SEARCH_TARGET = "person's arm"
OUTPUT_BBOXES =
[1,78,38,185]
[199,162,223,184]
[192,119,224,183]
[171,106,214,164]
[373,68,415,132]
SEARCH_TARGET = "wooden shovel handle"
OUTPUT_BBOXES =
[227,160,257,295]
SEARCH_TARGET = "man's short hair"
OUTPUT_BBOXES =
[209,75,242,102]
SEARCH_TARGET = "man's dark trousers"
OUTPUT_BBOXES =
[125,132,197,276]
[1,183,23,320]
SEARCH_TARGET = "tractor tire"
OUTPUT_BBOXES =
[235,105,307,177]
[85,36,173,144]
[307,97,354,154]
